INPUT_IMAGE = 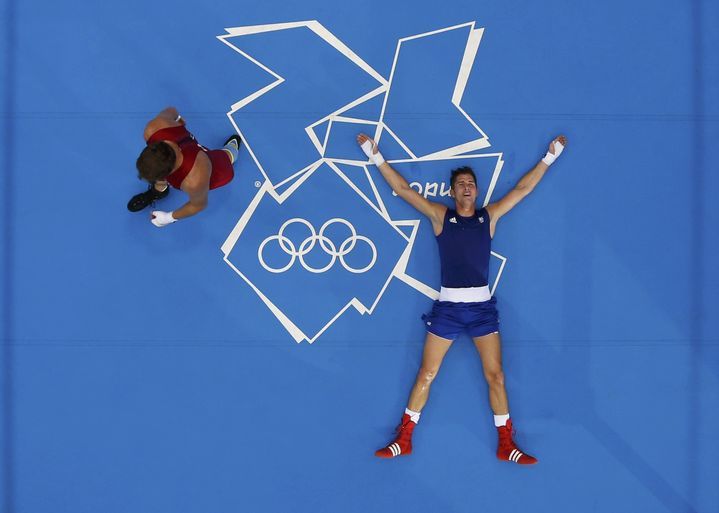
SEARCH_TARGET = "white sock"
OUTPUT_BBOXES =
[405,408,421,424]
[494,413,510,427]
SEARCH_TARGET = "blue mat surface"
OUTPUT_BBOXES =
[2,1,718,512]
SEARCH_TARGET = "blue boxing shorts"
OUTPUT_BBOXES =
[421,297,499,341]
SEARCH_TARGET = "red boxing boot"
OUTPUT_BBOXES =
[496,419,538,465]
[375,413,416,458]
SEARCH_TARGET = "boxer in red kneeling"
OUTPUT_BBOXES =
[128,106,241,227]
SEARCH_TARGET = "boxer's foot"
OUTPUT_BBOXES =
[127,184,169,212]
[375,413,415,458]
[223,135,242,164]
[496,420,538,465]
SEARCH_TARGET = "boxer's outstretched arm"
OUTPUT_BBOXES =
[356,133,446,235]
[486,135,568,224]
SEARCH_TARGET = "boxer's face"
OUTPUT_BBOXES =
[450,173,478,204]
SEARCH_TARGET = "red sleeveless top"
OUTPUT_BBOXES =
[147,125,234,190]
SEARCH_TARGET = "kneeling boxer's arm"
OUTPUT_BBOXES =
[151,198,205,227]
[170,190,208,220]
[156,106,184,124]
[150,191,207,227]
[144,107,185,140]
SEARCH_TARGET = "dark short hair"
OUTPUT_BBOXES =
[450,166,477,188]
[136,142,175,183]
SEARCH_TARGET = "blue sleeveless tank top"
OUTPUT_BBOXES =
[436,208,491,288]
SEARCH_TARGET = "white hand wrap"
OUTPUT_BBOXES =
[541,141,565,166]
[360,139,385,166]
[151,210,177,227]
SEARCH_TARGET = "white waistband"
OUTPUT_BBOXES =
[439,286,491,303]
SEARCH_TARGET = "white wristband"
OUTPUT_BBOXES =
[360,139,385,166]
[151,210,177,227]
[541,141,565,166]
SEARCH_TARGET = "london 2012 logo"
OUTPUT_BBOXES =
[218,21,508,343]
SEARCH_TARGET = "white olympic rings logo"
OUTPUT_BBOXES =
[258,218,377,274]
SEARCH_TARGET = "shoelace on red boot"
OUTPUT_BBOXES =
[496,420,538,465]
[375,414,415,458]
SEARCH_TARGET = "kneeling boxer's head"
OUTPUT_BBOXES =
[136,142,175,183]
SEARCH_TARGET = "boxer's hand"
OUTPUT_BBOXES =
[541,135,567,166]
[356,133,385,166]
[151,210,177,227]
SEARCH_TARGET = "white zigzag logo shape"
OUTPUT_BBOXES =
[218,20,509,343]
